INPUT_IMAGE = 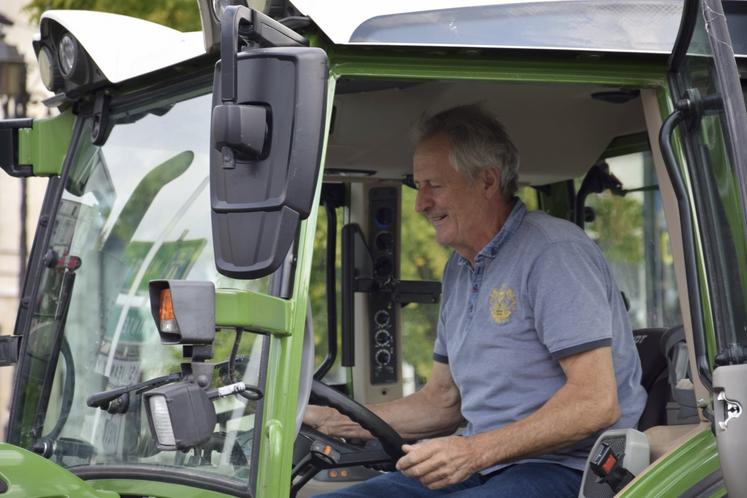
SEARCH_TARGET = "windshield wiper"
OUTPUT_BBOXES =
[87,372,183,414]
[31,252,81,442]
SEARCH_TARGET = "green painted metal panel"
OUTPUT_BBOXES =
[18,110,75,176]
[89,479,235,498]
[254,77,337,498]
[323,45,667,88]
[215,289,292,336]
[0,443,118,497]
[621,427,723,497]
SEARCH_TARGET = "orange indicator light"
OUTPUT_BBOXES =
[160,289,175,321]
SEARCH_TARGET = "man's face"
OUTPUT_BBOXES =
[413,133,495,255]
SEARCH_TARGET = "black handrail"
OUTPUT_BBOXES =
[659,107,713,390]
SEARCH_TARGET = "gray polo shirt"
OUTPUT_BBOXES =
[434,199,646,473]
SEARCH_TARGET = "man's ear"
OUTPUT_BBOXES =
[480,168,501,198]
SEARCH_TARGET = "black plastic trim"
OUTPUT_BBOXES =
[668,0,700,71]
[220,6,307,104]
[0,336,21,366]
[0,119,34,178]
[679,468,724,498]
[341,224,361,367]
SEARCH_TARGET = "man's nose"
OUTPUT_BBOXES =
[415,188,430,213]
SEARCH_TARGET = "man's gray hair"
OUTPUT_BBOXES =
[414,105,520,199]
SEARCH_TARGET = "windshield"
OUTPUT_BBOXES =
[10,91,270,492]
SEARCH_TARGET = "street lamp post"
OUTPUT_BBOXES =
[0,13,30,292]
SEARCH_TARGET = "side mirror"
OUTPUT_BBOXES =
[144,381,217,451]
[210,6,328,279]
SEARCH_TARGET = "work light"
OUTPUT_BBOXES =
[58,33,78,77]
[38,45,60,91]
[144,382,217,451]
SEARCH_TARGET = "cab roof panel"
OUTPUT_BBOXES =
[294,0,747,56]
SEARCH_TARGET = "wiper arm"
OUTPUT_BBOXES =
[31,252,81,440]
[87,372,182,414]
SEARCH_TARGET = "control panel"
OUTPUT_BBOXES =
[368,187,398,385]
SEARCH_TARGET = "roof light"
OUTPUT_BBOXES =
[38,45,61,91]
[58,33,78,78]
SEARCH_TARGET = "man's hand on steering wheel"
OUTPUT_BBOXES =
[303,404,374,440]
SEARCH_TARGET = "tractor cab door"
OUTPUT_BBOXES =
[662,0,747,494]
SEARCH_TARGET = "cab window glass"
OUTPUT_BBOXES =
[14,94,267,489]
[581,151,681,329]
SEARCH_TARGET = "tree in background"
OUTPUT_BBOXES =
[24,0,201,32]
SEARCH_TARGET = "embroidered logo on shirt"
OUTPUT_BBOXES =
[489,287,516,324]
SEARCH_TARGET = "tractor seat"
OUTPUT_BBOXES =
[633,326,698,431]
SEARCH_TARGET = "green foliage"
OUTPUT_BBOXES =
[399,187,450,385]
[586,193,644,264]
[308,207,342,375]
[24,0,201,32]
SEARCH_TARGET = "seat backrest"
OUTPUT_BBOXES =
[633,328,668,431]
[659,325,699,425]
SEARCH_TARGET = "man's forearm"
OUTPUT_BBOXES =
[470,366,619,470]
[311,385,462,441]
[370,387,463,440]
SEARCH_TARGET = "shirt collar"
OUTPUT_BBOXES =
[456,198,527,267]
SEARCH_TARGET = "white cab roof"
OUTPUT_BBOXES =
[41,10,205,84]
[292,0,684,53]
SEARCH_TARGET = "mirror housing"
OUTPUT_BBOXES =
[210,7,328,279]
[149,280,215,345]
[144,381,217,451]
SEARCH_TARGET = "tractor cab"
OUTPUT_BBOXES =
[0,1,746,497]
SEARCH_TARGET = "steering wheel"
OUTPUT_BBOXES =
[309,380,405,461]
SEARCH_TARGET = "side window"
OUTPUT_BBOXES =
[309,202,345,383]
[580,151,681,328]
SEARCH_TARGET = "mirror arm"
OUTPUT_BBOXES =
[220,5,306,104]
[86,372,182,412]
[0,118,33,178]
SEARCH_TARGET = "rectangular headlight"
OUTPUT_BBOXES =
[148,394,176,448]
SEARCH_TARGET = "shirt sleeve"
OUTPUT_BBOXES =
[526,240,613,359]
[433,305,449,363]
